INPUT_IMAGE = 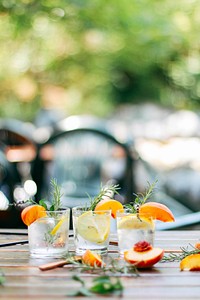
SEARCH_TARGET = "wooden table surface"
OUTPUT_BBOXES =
[0,229,200,299]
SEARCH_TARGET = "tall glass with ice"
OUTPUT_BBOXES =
[72,206,111,255]
[116,208,155,256]
[28,208,70,258]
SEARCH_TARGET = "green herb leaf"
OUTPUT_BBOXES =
[69,275,124,297]
[67,287,94,297]
[38,199,48,210]
[72,275,85,286]
[90,276,123,295]
[0,271,5,285]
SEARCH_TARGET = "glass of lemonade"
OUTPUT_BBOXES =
[72,206,111,255]
[116,208,155,256]
[28,208,70,258]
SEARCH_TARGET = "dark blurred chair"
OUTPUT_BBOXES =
[139,156,200,230]
[0,118,37,228]
[32,115,136,208]
[0,149,24,228]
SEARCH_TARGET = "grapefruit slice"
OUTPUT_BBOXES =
[94,199,123,218]
[139,202,175,222]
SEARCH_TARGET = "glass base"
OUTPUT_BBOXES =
[29,248,68,258]
[75,247,108,255]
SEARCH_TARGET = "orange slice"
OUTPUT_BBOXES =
[94,199,123,218]
[139,202,175,222]
[21,205,47,226]
[82,250,105,267]
[180,254,200,271]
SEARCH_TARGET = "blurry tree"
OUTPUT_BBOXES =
[0,0,200,121]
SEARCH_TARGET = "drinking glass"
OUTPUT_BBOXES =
[72,206,111,255]
[116,209,155,255]
[28,208,70,258]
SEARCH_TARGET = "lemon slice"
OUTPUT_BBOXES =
[117,215,155,230]
[50,216,66,235]
[76,211,110,244]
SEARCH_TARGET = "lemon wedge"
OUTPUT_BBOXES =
[50,216,66,235]
[117,215,155,230]
[76,211,110,244]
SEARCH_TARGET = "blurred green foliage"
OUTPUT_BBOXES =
[1,0,200,121]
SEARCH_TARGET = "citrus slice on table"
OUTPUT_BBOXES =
[94,199,123,218]
[21,205,47,226]
[117,214,155,230]
[82,249,105,267]
[180,254,200,271]
[76,211,110,243]
[139,202,175,222]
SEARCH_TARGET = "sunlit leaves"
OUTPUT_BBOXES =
[1,0,200,120]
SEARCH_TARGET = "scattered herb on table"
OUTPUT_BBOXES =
[67,275,124,297]
[162,244,200,262]
[0,271,5,285]
[64,254,139,277]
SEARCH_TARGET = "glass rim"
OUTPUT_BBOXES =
[45,207,70,212]
[72,206,112,213]
[116,209,154,219]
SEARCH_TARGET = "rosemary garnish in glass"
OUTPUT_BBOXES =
[87,183,120,211]
[22,178,63,212]
[38,178,63,212]
[124,180,158,213]
[40,178,64,245]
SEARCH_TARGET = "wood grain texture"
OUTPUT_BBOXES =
[0,229,200,299]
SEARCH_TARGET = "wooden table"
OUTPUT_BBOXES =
[0,229,200,299]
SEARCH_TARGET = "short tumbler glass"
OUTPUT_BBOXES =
[72,206,111,255]
[116,209,155,255]
[28,208,70,258]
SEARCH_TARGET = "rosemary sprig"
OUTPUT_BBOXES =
[88,183,120,211]
[64,254,139,277]
[124,179,158,213]
[48,178,63,211]
[18,178,63,211]
[162,244,200,262]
